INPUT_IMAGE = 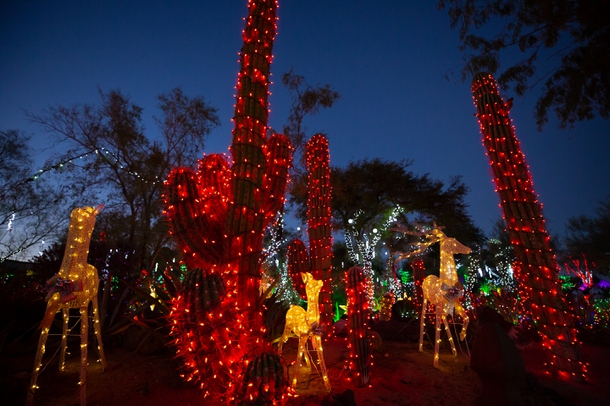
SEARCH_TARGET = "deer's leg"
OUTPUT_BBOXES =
[277,325,290,355]
[442,312,457,356]
[433,309,441,368]
[455,302,469,341]
[312,334,331,392]
[59,306,69,371]
[302,334,312,371]
[419,297,426,352]
[292,335,308,388]
[92,295,106,371]
[80,303,89,406]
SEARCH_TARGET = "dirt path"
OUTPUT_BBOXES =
[5,323,609,405]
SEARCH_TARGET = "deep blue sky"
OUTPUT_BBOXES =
[2,1,609,240]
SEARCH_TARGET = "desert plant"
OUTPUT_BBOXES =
[346,266,371,387]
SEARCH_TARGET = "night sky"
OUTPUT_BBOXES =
[2,1,609,242]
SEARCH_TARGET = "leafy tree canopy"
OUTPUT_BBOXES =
[564,197,610,275]
[289,158,484,248]
[438,0,610,129]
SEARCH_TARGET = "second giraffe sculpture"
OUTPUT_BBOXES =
[278,272,331,391]
[396,223,471,368]
[27,205,106,406]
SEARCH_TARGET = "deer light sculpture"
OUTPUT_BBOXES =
[27,205,105,406]
[395,223,471,368]
[278,272,331,391]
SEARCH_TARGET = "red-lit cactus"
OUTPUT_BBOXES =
[165,154,232,268]
[235,350,288,406]
[471,72,585,382]
[287,239,309,299]
[306,135,334,335]
[346,266,371,387]
[286,134,334,333]
[164,0,293,402]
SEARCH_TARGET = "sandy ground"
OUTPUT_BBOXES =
[3,320,609,406]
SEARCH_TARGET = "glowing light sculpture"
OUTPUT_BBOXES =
[346,266,372,387]
[471,72,586,382]
[395,223,471,369]
[278,272,331,391]
[27,205,105,406]
[164,0,293,402]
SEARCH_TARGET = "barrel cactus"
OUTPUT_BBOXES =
[235,350,288,405]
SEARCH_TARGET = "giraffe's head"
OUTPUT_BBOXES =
[71,204,103,222]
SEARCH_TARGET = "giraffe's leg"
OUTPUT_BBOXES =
[27,299,60,406]
[59,306,69,372]
[92,296,106,371]
[433,309,441,368]
[419,297,427,352]
[442,312,457,356]
[80,303,89,406]
[312,335,331,392]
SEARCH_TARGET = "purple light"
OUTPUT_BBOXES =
[597,280,610,289]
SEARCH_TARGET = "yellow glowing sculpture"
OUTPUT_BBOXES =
[27,205,106,406]
[396,223,471,368]
[278,272,331,391]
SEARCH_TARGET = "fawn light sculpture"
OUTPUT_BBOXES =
[27,205,105,406]
[395,223,471,368]
[278,272,331,391]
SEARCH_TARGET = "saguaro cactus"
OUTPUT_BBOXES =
[471,72,585,381]
[286,134,334,333]
[306,135,334,334]
[164,0,292,402]
[346,266,372,387]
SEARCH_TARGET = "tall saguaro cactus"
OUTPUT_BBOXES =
[286,134,334,334]
[306,134,334,334]
[164,0,293,402]
[471,72,586,382]
[228,0,283,318]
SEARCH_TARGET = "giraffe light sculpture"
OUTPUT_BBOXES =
[395,223,471,368]
[27,205,105,406]
[278,272,331,391]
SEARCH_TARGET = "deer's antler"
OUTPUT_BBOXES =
[391,222,445,261]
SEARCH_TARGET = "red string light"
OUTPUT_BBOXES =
[163,1,293,403]
[471,72,587,382]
